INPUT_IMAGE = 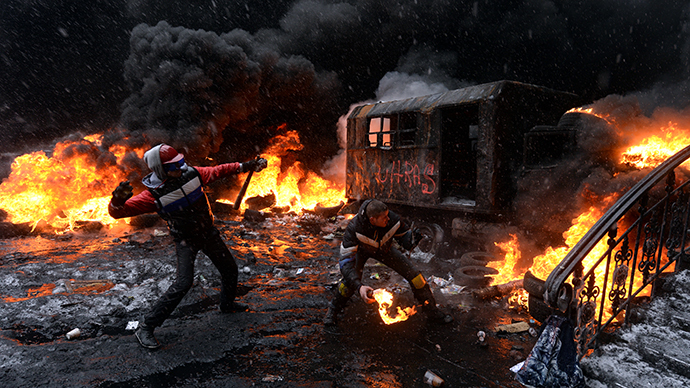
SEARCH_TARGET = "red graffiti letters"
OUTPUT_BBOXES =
[373,160,436,195]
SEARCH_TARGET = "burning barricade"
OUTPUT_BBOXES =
[0,129,346,237]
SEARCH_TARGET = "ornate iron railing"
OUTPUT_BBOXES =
[543,144,690,359]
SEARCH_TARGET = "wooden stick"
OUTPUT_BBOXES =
[233,156,259,210]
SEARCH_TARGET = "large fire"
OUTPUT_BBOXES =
[0,130,344,233]
[0,135,144,231]
[621,121,690,169]
[227,130,345,211]
[492,107,690,318]
[371,288,417,324]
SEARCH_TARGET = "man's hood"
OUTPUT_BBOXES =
[143,144,166,181]
[357,199,373,219]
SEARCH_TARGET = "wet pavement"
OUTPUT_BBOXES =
[0,213,537,387]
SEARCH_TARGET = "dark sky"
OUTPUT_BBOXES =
[2,0,690,165]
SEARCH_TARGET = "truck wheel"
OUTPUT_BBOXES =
[454,265,498,288]
[458,251,499,267]
[415,223,444,254]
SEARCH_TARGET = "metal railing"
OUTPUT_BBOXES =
[543,144,690,359]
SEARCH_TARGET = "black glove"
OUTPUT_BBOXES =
[242,158,268,172]
[111,180,133,207]
[411,228,424,248]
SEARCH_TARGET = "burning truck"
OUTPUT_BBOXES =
[344,80,591,254]
[343,79,690,326]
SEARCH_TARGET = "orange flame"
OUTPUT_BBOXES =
[621,122,690,169]
[2,283,55,303]
[485,107,687,319]
[491,195,618,288]
[0,136,145,231]
[530,195,618,280]
[0,129,345,232]
[372,288,417,324]
[231,130,345,213]
[566,106,613,124]
[509,288,529,309]
[489,233,522,285]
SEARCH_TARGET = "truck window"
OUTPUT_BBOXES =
[399,112,417,146]
[368,113,417,148]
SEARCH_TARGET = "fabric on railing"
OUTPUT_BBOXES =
[515,315,585,388]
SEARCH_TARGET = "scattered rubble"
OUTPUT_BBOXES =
[0,213,538,387]
[473,279,524,300]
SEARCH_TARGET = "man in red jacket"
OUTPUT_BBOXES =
[109,144,267,349]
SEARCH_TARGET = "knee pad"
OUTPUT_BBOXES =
[411,273,427,289]
[338,282,350,297]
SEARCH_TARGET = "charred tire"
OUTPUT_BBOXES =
[528,294,556,324]
[454,265,499,288]
[416,223,444,254]
[522,271,546,299]
[458,251,499,267]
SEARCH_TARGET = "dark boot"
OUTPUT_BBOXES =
[323,287,350,326]
[135,323,160,349]
[220,301,249,313]
[423,304,454,324]
[323,304,341,326]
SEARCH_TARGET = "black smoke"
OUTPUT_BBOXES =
[113,21,339,166]
[2,0,690,166]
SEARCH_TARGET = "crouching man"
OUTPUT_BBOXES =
[324,199,453,325]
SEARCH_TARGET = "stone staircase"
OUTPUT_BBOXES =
[579,270,690,388]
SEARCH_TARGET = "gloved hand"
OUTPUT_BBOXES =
[111,180,133,207]
[411,228,425,248]
[242,158,268,172]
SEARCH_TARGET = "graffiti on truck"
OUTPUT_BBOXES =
[373,160,436,195]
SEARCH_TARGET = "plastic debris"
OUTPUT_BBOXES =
[262,375,283,382]
[125,321,139,331]
[440,284,466,295]
[510,361,525,373]
[428,275,450,287]
[65,328,81,340]
[423,370,444,386]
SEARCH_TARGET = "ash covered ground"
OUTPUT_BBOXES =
[0,212,540,388]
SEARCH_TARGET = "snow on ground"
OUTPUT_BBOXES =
[581,270,690,387]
